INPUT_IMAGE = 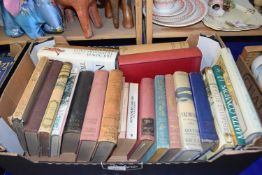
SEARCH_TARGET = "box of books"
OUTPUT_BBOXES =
[0,35,262,175]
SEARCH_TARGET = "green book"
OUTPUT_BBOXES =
[212,65,245,146]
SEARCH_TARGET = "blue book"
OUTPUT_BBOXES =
[189,72,219,154]
[142,75,169,163]
[0,56,14,87]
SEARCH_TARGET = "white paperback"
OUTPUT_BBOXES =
[221,48,262,144]
[50,66,80,157]
[37,47,118,71]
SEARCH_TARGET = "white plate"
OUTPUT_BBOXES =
[153,0,208,27]
[152,0,187,17]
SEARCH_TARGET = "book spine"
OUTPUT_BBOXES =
[221,48,262,144]
[98,70,123,144]
[174,71,202,152]
[0,56,14,85]
[118,82,129,139]
[165,74,181,149]
[212,65,245,146]
[126,83,139,139]
[37,47,118,71]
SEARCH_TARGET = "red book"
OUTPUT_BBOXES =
[118,47,202,83]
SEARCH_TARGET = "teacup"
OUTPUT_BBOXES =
[154,0,176,10]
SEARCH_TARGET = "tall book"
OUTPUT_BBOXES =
[128,78,155,162]
[91,70,123,163]
[61,71,94,154]
[142,75,169,163]
[24,60,63,156]
[160,74,181,162]
[212,65,246,146]
[220,48,262,144]
[37,46,118,71]
[172,71,202,162]
[50,66,80,157]
[12,57,50,151]
[38,62,72,156]
[118,47,202,83]
[189,72,219,155]
[108,83,139,162]
[202,68,234,160]
[77,70,109,162]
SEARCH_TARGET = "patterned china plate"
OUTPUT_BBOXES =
[151,0,187,17]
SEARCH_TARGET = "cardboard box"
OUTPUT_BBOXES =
[0,36,261,175]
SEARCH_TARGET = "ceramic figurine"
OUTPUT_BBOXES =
[55,0,102,38]
[105,0,134,29]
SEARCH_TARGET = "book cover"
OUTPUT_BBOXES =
[118,47,202,83]
[189,72,219,154]
[0,56,14,87]
[61,71,94,154]
[38,62,72,156]
[51,65,80,157]
[77,70,109,162]
[142,75,169,163]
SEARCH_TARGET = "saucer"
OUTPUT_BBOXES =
[153,0,186,17]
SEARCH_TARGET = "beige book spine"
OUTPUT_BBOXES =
[98,70,123,144]
[38,62,72,133]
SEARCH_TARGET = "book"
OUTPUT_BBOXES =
[142,75,169,163]
[61,71,94,154]
[92,70,123,163]
[51,66,80,157]
[160,74,181,162]
[38,62,72,156]
[12,57,50,151]
[118,47,202,83]
[221,48,262,144]
[189,72,219,155]
[77,70,109,162]
[172,71,202,162]
[37,46,118,71]
[128,78,155,162]
[212,65,246,146]
[108,83,139,162]
[202,68,234,160]
[24,60,63,156]
[0,56,14,88]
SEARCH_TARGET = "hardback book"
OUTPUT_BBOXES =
[202,68,234,160]
[0,56,14,87]
[38,62,72,156]
[91,70,123,163]
[159,74,181,162]
[212,65,246,146]
[12,57,50,151]
[51,66,80,157]
[37,46,118,71]
[24,60,63,156]
[189,72,219,155]
[77,70,109,162]
[220,48,262,144]
[118,47,202,83]
[128,78,155,162]
[142,75,169,163]
[108,83,138,162]
[61,71,94,154]
[172,71,202,162]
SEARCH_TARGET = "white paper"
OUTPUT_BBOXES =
[0,118,24,155]
[197,36,222,71]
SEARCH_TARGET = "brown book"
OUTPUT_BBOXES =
[61,71,94,154]
[91,70,123,163]
[12,57,50,151]
[24,60,63,156]
[38,62,72,156]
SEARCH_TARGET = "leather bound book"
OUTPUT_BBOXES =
[38,62,72,156]
[61,71,94,154]
[24,60,63,156]
[12,57,50,152]
[92,70,123,163]
[189,72,219,155]
[118,47,202,83]
[77,70,109,162]
[160,74,181,162]
[128,78,155,162]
